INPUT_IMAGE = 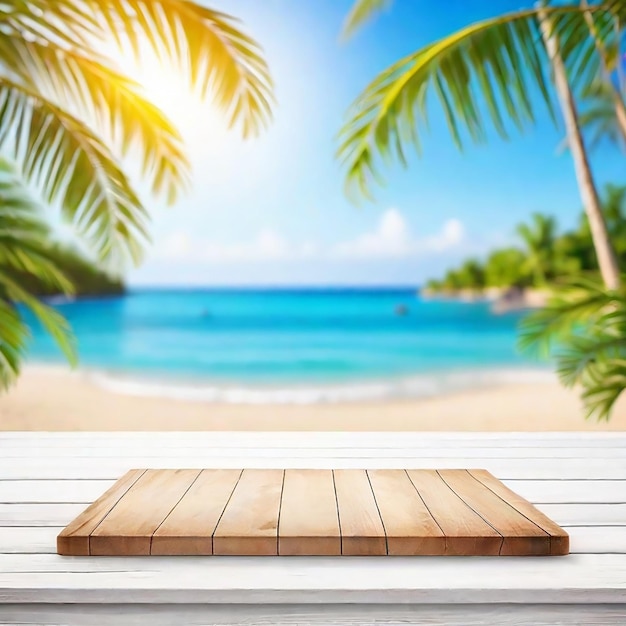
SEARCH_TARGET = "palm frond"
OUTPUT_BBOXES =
[337,3,618,201]
[0,35,190,204]
[0,300,28,389]
[579,359,626,420]
[76,0,274,138]
[342,0,393,40]
[0,78,150,268]
[1,1,274,138]
[0,270,76,371]
[518,275,626,421]
[0,158,77,390]
[517,275,619,356]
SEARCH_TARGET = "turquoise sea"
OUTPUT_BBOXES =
[26,288,550,403]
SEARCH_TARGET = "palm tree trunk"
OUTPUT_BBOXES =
[537,3,621,290]
[580,0,626,144]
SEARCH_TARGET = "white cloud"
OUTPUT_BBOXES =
[154,210,466,264]
[421,218,465,252]
[332,208,412,259]
[331,209,465,259]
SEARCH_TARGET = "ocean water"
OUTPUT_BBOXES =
[24,288,551,403]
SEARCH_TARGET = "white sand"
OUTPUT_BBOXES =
[1,366,626,431]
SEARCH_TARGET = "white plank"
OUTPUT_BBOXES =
[2,604,626,626]
[2,479,624,505]
[2,525,625,556]
[0,554,626,605]
[4,445,626,459]
[1,458,625,481]
[3,431,626,447]
[0,480,115,503]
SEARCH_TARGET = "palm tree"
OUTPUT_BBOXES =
[338,0,623,288]
[0,1,274,388]
[516,213,558,287]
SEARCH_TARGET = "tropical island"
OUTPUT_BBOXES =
[422,184,626,313]
[16,243,124,299]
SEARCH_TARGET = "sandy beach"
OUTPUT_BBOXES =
[1,366,626,431]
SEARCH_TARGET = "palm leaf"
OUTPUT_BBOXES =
[0,78,150,268]
[0,300,29,389]
[517,275,618,356]
[0,35,190,204]
[0,158,77,390]
[79,0,274,138]
[337,2,620,201]
[0,270,76,371]
[2,1,274,138]
[579,359,626,420]
[342,0,393,40]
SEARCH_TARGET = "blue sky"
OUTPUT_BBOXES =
[118,0,623,287]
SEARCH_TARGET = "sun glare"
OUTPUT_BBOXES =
[101,38,224,135]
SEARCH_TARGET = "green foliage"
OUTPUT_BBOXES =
[11,245,124,298]
[338,0,623,200]
[425,185,626,292]
[578,79,626,151]
[0,0,274,268]
[484,248,533,288]
[0,0,275,390]
[519,276,626,421]
[516,213,557,286]
[0,160,76,388]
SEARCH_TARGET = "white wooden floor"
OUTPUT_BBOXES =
[0,431,625,626]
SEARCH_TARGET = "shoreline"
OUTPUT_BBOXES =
[2,365,626,431]
[420,287,550,313]
[68,363,556,405]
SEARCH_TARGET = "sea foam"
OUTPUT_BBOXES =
[87,367,555,405]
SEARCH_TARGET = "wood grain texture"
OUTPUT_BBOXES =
[56,469,145,555]
[56,468,568,557]
[407,469,503,555]
[438,470,550,556]
[333,470,386,555]
[279,469,340,555]
[151,469,242,555]
[3,603,626,626]
[367,469,445,555]
[213,469,283,555]
[90,469,201,555]
[468,469,570,555]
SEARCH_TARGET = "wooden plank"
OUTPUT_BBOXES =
[470,469,571,555]
[279,469,340,555]
[6,445,626,458]
[151,469,242,555]
[4,604,626,626]
[438,470,554,556]
[89,469,201,556]
[56,469,145,556]
[367,469,445,555]
[8,524,626,556]
[3,458,626,480]
[333,470,386,555]
[213,469,283,555]
[1,554,626,604]
[407,469,503,555]
[7,478,625,506]
[4,431,626,447]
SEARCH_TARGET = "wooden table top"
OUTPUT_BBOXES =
[58,468,568,557]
